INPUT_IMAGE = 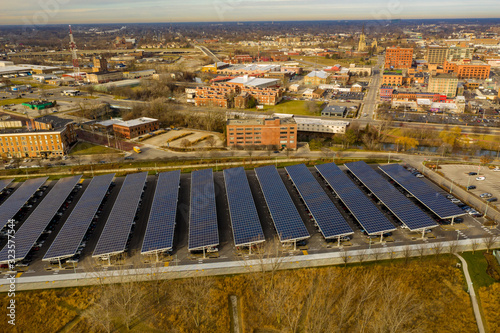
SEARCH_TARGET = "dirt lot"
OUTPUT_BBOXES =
[142,129,224,148]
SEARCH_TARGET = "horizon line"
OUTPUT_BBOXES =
[2,17,500,27]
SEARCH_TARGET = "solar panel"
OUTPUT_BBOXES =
[0,177,48,228]
[254,165,309,242]
[0,176,81,263]
[188,168,219,251]
[92,172,148,257]
[342,161,437,231]
[223,167,265,247]
[285,164,353,239]
[141,170,181,254]
[0,179,13,193]
[43,174,115,261]
[316,163,395,235]
[379,164,465,219]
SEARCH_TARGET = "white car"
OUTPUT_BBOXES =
[480,193,492,198]
[493,168,500,172]
[476,176,486,181]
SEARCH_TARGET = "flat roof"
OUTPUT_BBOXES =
[113,117,158,128]
[294,118,349,127]
[227,117,295,126]
[96,119,123,127]
[228,76,279,87]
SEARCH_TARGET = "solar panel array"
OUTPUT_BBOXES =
[0,176,81,263]
[188,169,219,251]
[141,170,181,254]
[0,177,48,228]
[255,165,309,242]
[379,164,465,219]
[223,167,265,247]
[343,161,437,231]
[316,163,395,235]
[285,164,353,239]
[0,179,14,193]
[43,174,115,261]
[93,172,148,257]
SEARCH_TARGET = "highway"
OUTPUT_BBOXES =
[195,45,221,63]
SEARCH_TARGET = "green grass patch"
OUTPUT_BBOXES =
[462,251,497,290]
[252,100,323,116]
[69,142,119,155]
[0,98,35,106]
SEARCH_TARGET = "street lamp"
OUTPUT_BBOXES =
[450,179,454,194]
[485,201,490,217]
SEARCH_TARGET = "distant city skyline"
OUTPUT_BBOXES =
[2,0,500,25]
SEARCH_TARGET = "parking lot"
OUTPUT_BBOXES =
[1,162,499,279]
[379,109,500,128]
[438,164,500,212]
[141,129,224,149]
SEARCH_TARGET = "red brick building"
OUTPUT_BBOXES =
[443,60,491,79]
[227,117,297,149]
[384,47,414,69]
[112,117,159,139]
[0,116,76,158]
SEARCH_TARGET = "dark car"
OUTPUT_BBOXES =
[487,197,498,203]
[467,185,476,190]
[468,172,477,175]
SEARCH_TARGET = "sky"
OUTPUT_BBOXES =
[1,0,500,25]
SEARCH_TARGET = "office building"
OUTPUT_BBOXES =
[226,117,297,149]
[384,47,414,69]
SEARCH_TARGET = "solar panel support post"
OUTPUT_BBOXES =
[451,216,455,226]
[57,257,62,270]
[380,233,383,243]
[203,247,206,259]
[337,235,341,247]
[449,179,454,194]
[421,229,426,239]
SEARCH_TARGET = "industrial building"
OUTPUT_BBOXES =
[112,117,160,139]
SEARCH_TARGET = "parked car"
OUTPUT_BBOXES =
[476,176,486,180]
[480,193,492,198]
[486,197,498,203]
[467,185,476,190]
[468,172,477,175]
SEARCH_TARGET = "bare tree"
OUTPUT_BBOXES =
[340,249,350,267]
[470,239,480,254]
[432,242,444,257]
[205,135,216,147]
[403,245,413,265]
[171,276,217,332]
[448,241,459,254]
[180,138,191,148]
[416,244,426,259]
[83,288,114,333]
[484,235,498,254]
[357,249,367,264]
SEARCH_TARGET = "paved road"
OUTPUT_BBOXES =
[361,55,384,122]
[2,239,499,292]
[454,253,486,333]
[195,45,221,63]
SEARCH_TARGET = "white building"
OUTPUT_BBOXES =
[294,117,349,134]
